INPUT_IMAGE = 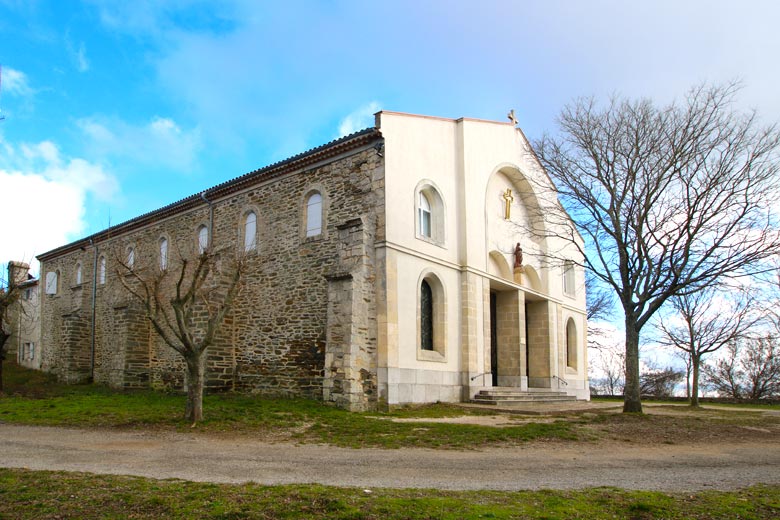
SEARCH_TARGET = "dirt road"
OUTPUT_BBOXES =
[1,424,779,491]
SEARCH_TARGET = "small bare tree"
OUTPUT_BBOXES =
[533,83,780,412]
[639,362,684,398]
[117,245,243,422]
[704,336,780,399]
[656,286,757,406]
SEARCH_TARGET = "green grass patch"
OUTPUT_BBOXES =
[0,362,577,448]
[0,468,778,519]
[591,396,780,411]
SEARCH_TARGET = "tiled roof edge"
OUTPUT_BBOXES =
[38,127,382,261]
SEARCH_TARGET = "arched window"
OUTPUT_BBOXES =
[418,192,432,238]
[126,246,135,269]
[417,273,446,360]
[563,260,575,296]
[305,192,323,237]
[243,211,257,252]
[566,318,577,370]
[75,263,83,285]
[414,182,445,245]
[159,238,168,270]
[98,256,106,285]
[197,225,209,254]
[420,280,434,351]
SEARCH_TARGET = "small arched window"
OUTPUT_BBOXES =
[159,238,168,270]
[98,256,106,285]
[563,260,575,296]
[197,225,209,254]
[305,192,323,237]
[414,183,445,245]
[418,192,432,238]
[127,246,135,269]
[75,263,83,285]
[566,318,577,370]
[244,211,257,252]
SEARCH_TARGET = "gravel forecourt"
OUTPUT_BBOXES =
[1,424,779,491]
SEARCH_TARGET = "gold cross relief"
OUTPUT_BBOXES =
[503,188,514,220]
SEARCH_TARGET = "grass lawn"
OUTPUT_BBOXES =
[1,468,778,519]
[2,362,779,448]
[0,362,576,449]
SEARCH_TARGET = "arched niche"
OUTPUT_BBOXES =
[488,251,512,281]
[485,164,548,293]
[522,265,542,292]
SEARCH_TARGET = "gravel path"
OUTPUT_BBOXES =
[1,424,779,491]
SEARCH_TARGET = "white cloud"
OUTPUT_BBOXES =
[77,116,202,172]
[0,140,119,271]
[1,67,33,97]
[338,102,381,137]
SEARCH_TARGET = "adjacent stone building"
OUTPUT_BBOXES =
[4,262,41,370]
[37,111,589,410]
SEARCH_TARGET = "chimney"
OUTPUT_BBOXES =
[7,261,30,288]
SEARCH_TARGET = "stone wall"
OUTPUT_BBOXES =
[39,140,385,410]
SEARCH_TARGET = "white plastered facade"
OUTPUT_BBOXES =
[375,112,589,405]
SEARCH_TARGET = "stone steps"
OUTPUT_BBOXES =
[471,388,577,406]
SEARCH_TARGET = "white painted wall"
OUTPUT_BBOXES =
[376,111,588,402]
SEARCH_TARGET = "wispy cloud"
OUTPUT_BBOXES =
[77,116,202,172]
[338,102,381,137]
[70,40,90,72]
[1,67,33,97]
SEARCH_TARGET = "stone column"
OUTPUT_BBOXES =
[323,216,377,411]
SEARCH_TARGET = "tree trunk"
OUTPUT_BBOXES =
[623,319,643,413]
[0,339,6,393]
[690,354,701,407]
[185,352,206,423]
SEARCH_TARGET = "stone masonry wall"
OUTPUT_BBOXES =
[39,142,384,409]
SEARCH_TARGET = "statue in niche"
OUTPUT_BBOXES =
[513,243,523,269]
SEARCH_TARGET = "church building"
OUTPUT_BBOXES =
[37,111,588,410]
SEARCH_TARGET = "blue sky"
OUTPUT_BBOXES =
[2,0,780,271]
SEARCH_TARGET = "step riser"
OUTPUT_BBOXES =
[472,389,577,405]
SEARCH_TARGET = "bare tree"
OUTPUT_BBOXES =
[639,361,684,398]
[533,83,780,412]
[0,284,19,394]
[656,286,757,406]
[117,245,243,423]
[0,263,25,393]
[704,336,780,399]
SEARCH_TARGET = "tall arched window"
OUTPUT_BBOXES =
[75,263,83,285]
[98,256,106,285]
[126,246,135,269]
[418,192,432,238]
[243,211,257,252]
[420,280,434,351]
[566,318,578,370]
[197,225,209,254]
[305,192,323,237]
[417,273,446,360]
[159,238,168,270]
